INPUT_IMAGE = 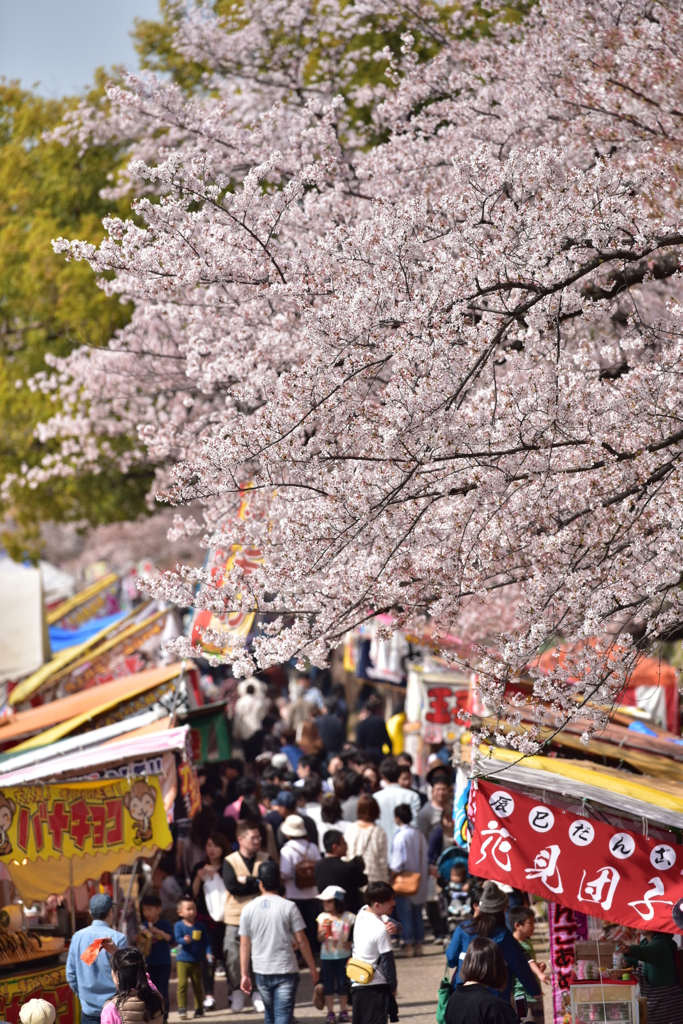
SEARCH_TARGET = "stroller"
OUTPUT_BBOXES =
[436,846,471,937]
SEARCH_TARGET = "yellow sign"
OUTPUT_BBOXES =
[0,776,171,901]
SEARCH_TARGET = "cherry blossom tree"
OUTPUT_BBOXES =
[23,0,683,746]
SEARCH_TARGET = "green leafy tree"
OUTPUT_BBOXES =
[0,80,154,561]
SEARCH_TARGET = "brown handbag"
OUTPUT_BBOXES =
[392,871,421,896]
[294,843,317,889]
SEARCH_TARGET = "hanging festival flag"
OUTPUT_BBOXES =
[470,779,683,932]
[186,486,264,656]
[548,903,588,1024]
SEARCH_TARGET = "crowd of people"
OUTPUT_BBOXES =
[60,673,558,1024]
[58,673,464,1024]
[55,672,683,1024]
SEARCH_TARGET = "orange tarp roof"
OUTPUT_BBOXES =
[1,664,183,745]
[536,642,678,687]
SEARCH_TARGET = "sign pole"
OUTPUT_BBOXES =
[69,858,76,935]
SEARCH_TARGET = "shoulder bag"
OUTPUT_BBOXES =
[203,871,228,922]
[392,871,421,896]
[435,961,452,1024]
[346,957,375,985]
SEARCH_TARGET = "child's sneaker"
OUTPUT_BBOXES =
[194,1011,205,1019]
[178,1012,187,1020]
[339,1013,350,1023]
[326,1014,337,1024]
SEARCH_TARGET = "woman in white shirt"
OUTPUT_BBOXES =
[344,794,389,883]
[279,814,321,953]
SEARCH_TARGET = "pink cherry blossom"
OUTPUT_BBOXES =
[18,0,683,745]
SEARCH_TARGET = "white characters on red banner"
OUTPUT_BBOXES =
[525,844,563,894]
[578,866,620,911]
[628,876,673,921]
[475,820,515,871]
[568,820,594,847]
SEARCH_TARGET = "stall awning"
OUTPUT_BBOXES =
[477,715,683,783]
[467,741,683,830]
[46,572,119,626]
[0,726,189,786]
[0,707,167,777]
[0,663,184,750]
[9,604,144,706]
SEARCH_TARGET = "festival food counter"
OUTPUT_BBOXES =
[0,956,78,1024]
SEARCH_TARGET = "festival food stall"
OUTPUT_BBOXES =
[463,741,683,1024]
[0,690,200,1024]
[0,774,173,1024]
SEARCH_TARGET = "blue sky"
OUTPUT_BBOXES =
[0,0,161,97]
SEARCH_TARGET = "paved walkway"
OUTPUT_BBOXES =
[166,943,446,1024]
[166,919,553,1024]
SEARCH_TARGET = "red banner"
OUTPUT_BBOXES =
[471,780,683,932]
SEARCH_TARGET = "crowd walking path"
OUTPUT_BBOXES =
[164,918,552,1024]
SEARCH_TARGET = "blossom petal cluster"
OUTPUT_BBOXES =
[27,0,683,738]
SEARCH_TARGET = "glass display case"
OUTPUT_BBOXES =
[570,981,639,1024]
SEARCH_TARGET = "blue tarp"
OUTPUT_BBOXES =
[49,611,128,652]
[627,720,658,737]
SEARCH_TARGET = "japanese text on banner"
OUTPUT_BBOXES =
[0,776,169,863]
[470,780,683,932]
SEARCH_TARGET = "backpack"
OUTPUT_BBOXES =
[294,842,317,889]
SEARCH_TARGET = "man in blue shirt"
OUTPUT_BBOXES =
[66,894,127,1024]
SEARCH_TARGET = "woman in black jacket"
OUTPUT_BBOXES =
[445,936,519,1024]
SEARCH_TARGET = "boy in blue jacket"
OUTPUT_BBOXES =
[174,898,210,1019]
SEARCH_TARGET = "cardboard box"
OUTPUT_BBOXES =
[575,941,618,969]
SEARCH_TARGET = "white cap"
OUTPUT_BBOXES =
[319,885,346,902]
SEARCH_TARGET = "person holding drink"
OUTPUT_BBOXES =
[174,898,210,1019]
[316,886,355,1024]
